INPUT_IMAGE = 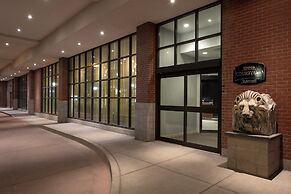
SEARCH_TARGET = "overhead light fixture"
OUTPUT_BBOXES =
[28,14,33,20]
[202,51,208,55]
[33,63,36,66]
[27,67,30,69]
[208,19,212,23]
[10,75,13,77]
[184,23,190,28]
[17,28,21,32]
[61,50,65,53]
[5,42,9,46]
[18,70,20,73]
[14,73,16,75]
[77,42,81,46]
[111,50,114,52]
[170,0,175,3]
[100,31,104,36]
[42,59,46,62]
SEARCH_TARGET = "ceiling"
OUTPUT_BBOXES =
[0,0,216,80]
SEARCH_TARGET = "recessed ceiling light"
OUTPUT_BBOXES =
[100,31,104,35]
[18,70,20,73]
[17,28,21,32]
[184,23,189,28]
[77,42,81,46]
[202,51,208,55]
[33,63,36,66]
[5,42,9,46]
[14,73,16,75]
[42,59,46,62]
[10,75,13,77]
[27,67,30,69]
[111,50,114,52]
[28,14,33,20]
[170,0,175,3]
[61,50,65,53]
[208,19,212,23]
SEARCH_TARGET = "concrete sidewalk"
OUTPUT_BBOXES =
[2,109,291,194]
[0,112,111,194]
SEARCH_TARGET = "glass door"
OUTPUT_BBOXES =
[159,71,220,152]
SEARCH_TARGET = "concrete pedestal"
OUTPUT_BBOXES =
[225,131,282,179]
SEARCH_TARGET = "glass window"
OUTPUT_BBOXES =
[120,37,129,57]
[132,35,136,54]
[132,56,136,76]
[93,48,100,64]
[80,83,85,97]
[80,99,85,119]
[199,5,221,38]
[110,80,118,97]
[110,61,118,78]
[86,99,92,120]
[161,76,184,106]
[120,58,129,77]
[187,74,200,107]
[93,98,99,121]
[160,111,184,140]
[86,67,92,82]
[93,82,99,97]
[86,82,92,97]
[131,77,136,97]
[80,53,86,67]
[74,56,79,69]
[177,13,195,43]
[93,64,100,81]
[159,47,174,67]
[120,78,129,97]
[101,81,108,97]
[101,63,108,79]
[101,99,108,123]
[198,36,221,61]
[201,73,219,107]
[110,41,119,60]
[80,68,85,82]
[87,51,92,66]
[102,45,108,62]
[110,99,118,125]
[177,42,195,65]
[120,99,129,127]
[159,21,174,47]
[131,99,136,128]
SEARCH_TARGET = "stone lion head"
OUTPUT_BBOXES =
[232,90,277,135]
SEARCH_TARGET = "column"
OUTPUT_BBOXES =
[34,69,42,113]
[135,22,157,141]
[12,77,19,110]
[27,71,35,114]
[57,57,69,123]
[0,81,7,107]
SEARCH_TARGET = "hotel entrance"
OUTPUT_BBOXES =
[158,69,220,152]
[156,2,221,152]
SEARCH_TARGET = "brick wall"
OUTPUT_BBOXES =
[222,0,291,159]
[136,22,157,103]
[0,82,7,107]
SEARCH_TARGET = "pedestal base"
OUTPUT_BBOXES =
[225,131,282,179]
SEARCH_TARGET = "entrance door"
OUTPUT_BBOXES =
[159,70,220,153]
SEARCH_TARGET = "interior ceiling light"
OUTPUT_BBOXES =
[202,51,208,55]
[27,67,29,69]
[17,28,21,32]
[100,31,104,35]
[170,0,175,4]
[28,14,33,20]
[5,42,9,46]
[184,23,189,28]
[77,42,81,46]
[208,19,212,23]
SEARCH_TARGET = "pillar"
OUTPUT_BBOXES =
[135,22,157,141]
[34,69,42,113]
[12,77,19,110]
[27,71,35,114]
[57,57,69,123]
[0,81,7,107]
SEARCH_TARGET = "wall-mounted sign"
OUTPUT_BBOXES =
[233,63,266,84]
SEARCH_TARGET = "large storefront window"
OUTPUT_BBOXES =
[69,34,136,129]
[18,75,27,110]
[157,3,221,152]
[41,63,59,115]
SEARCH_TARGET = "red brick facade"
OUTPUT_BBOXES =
[222,0,291,159]
[136,22,157,103]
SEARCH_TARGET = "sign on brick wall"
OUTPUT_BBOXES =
[233,63,266,84]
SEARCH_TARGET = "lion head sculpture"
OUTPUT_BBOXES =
[232,90,277,135]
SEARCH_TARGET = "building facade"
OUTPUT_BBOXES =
[1,0,290,169]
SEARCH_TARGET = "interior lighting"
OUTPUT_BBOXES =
[61,50,65,53]
[17,28,21,32]
[5,42,9,46]
[27,67,30,69]
[77,42,81,46]
[34,63,36,66]
[208,19,212,23]
[202,52,208,55]
[28,14,33,20]
[184,23,189,28]
[100,31,104,35]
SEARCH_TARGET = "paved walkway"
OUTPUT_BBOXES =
[0,112,111,194]
[1,109,291,194]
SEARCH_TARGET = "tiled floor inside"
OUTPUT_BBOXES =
[1,109,291,194]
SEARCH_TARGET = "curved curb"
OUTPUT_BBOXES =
[40,125,121,194]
